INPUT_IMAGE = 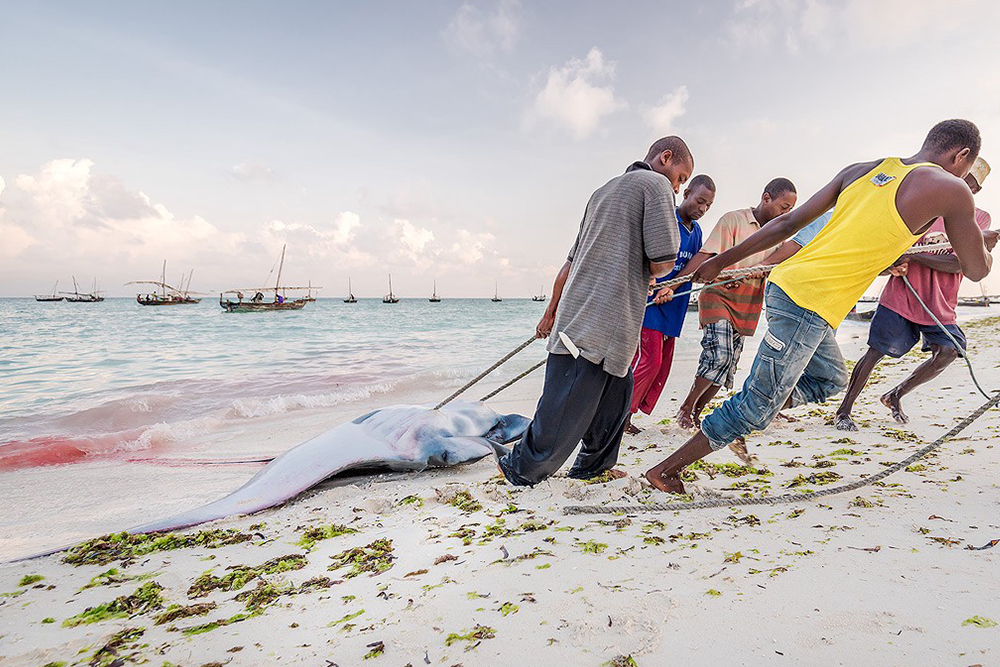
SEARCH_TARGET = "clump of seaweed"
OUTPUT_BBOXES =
[786,471,842,488]
[88,627,147,667]
[234,580,290,612]
[444,624,496,648]
[398,494,423,508]
[188,554,307,597]
[154,602,216,625]
[449,491,483,513]
[328,539,395,578]
[64,529,255,567]
[18,574,44,586]
[682,460,772,482]
[80,568,155,591]
[363,641,386,659]
[63,582,164,627]
[577,540,608,555]
[296,524,358,551]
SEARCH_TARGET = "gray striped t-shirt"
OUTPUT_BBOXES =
[547,161,680,377]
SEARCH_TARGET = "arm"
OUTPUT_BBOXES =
[536,261,571,338]
[693,162,872,283]
[939,186,992,282]
[907,253,961,274]
[761,240,802,265]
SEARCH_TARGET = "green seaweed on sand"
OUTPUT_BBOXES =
[444,624,496,647]
[64,529,254,566]
[80,568,156,591]
[848,496,880,508]
[88,627,147,667]
[577,540,608,555]
[397,494,423,508]
[188,554,307,597]
[296,524,358,551]
[962,615,997,628]
[328,609,365,626]
[39,662,66,667]
[584,470,624,484]
[234,580,290,612]
[786,471,842,488]
[42,617,56,623]
[705,589,721,596]
[604,656,639,667]
[498,602,519,616]
[18,574,44,586]
[363,641,385,659]
[905,463,927,472]
[328,539,395,578]
[682,460,772,481]
[181,612,254,636]
[829,448,863,457]
[449,491,483,513]
[154,602,216,625]
[63,582,164,627]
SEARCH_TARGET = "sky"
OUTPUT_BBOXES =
[2,0,1000,298]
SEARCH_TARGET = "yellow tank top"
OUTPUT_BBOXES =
[769,157,939,327]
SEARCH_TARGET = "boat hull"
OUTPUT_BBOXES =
[220,299,307,313]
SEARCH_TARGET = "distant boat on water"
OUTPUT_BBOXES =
[491,281,502,303]
[304,280,318,303]
[63,276,104,303]
[34,280,64,302]
[220,244,314,312]
[429,280,441,303]
[127,260,202,306]
[532,285,547,302]
[383,274,399,304]
[344,278,357,303]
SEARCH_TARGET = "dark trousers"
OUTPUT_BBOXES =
[498,353,633,486]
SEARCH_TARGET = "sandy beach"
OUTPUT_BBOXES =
[3,314,1000,666]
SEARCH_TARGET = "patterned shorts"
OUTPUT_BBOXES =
[696,320,744,389]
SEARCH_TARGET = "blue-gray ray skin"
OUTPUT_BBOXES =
[131,402,529,534]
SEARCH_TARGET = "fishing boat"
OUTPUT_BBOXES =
[304,281,318,303]
[63,276,104,303]
[220,244,315,312]
[344,278,357,303]
[958,283,991,308]
[383,274,399,304]
[34,280,64,302]
[429,280,441,303]
[491,281,502,303]
[531,285,546,302]
[127,261,203,305]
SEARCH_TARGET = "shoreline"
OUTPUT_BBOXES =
[2,316,1000,663]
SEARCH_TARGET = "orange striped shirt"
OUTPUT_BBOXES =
[698,208,777,336]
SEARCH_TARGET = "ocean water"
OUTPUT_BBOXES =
[0,297,551,468]
[1,295,991,472]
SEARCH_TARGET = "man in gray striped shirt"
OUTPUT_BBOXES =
[499,137,693,486]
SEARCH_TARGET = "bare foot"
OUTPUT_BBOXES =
[833,413,858,431]
[676,407,696,430]
[645,467,686,493]
[880,390,909,424]
[625,417,642,435]
[728,437,754,464]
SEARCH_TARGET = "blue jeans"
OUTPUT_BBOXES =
[701,284,849,450]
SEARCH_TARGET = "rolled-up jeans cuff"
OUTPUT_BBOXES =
[699,419,732,452]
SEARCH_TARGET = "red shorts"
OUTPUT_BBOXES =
[629,327,676,415]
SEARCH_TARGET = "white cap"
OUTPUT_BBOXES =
[970,156,990,187]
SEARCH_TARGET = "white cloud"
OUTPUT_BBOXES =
[393,219,435,259]
[231,162,279,183]
[527,48,627,139]
[642,85,690,134]
[443,0,521,57]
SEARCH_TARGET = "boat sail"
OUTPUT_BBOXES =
[34,280,64,302]
[531,284,547,302]
[491,281,502,303]
[429,280,441,303]
[127,260,203,305]
[63,276,105,303]
[220,244,318,312]
[344,277,357,303]
[383,274,399,304]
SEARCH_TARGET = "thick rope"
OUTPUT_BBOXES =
[435,335,537,409]
[479,359,547,402]
[564,387,1000,514]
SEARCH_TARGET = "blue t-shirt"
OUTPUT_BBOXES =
[791,211,832,248]
[642,213,704,337]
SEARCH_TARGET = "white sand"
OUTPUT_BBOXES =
[2,316,1000,665]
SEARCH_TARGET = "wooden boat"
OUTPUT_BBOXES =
[957,296,990,307]
[531,285,546,302]
[127,261,203,305]
[687,295,699,312]
[429,280,441,303]
[344,278,357,303]
[844,306,876,322]
[220,245,315,312]
[34,280,64,302]
[383,274,399,304]
[304,280,318,303]
[491,281,502,303]
[63,276,105,303]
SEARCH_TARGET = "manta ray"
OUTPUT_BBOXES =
[131,401,529,534]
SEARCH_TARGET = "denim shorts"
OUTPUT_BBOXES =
[868,305,966,358]
[701,284,849,450]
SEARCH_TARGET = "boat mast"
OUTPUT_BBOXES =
[388,273,394,298]
[161,260,167,299]
[349,277,353,297]
[52,280,59,297]
[275,244,286,300]
[186,269,194,297]
[72,276,79,296]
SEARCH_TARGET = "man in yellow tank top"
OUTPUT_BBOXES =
[646,119,993,494]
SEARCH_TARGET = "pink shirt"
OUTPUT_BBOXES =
[879,209,991,326]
